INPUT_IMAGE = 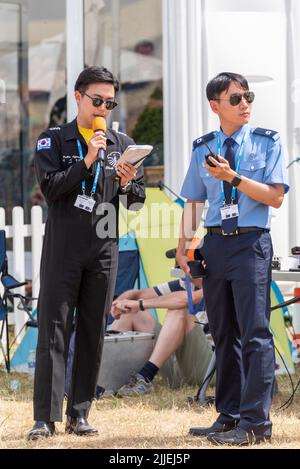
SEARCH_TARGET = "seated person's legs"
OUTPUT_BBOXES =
[117,307,212,395]
[109,310,156,333]
[172,314,213,387]
[150,307,189,368]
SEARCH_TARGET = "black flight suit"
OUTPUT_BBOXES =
[33,118,145,421]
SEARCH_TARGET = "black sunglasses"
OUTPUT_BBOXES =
[216,91,255,106]
[83,92,118,110]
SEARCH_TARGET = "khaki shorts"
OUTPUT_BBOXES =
[153,319,213,389]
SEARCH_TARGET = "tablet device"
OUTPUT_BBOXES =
[118,145,153,168]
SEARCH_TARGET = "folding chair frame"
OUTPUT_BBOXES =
[0,229,31,372]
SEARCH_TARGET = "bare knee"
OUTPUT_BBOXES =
[132,310,156,333]
[165,308,194,334]
[110,312,135,332]
[165,308,186,321]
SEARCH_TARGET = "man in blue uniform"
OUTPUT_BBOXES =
[176,72,289,445]
[27,66,145,440]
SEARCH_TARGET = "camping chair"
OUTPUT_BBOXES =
[0,230,28,371]
[114,249,141,295]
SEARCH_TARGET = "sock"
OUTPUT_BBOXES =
[138,361,159,383]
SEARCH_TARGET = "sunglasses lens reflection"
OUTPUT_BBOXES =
[230,91,255,106]
[106,101,118,110]
[92,98,117,110]
[246,91,255,103]
[92,98,102,107]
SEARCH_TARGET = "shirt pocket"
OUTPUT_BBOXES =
[239,157,266,180]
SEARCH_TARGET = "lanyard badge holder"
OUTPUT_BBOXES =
[74,140,101,213]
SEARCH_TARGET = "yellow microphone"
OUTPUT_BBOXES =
[92,117,107,162]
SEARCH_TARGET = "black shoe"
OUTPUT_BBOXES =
[65,416,98,436]
[189,420,236,437]
[27,421,55,440]
[207,426,271,446]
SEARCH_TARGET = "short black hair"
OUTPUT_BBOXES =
[74,66,119,94]
[206,72,249,101]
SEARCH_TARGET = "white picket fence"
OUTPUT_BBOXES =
[0,206,44,341]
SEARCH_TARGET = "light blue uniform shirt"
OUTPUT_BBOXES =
[180,124,289,229]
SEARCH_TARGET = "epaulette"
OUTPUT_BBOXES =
[253,127,279,141]
[193,131,217,150]
[117,131,128,137]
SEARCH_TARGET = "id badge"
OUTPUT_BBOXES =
[74,194,96,213]
[220,203,239,221]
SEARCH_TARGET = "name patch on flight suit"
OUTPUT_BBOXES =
[62,155,80,164]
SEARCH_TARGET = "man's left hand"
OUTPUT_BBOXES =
[111,299,140,318]
[205,155,235,182]
[116,161,137,187]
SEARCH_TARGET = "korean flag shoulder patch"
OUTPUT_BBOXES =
[37,137,52,151]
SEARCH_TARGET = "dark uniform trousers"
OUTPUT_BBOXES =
[34,219,118,421]
[33,218,118,422]
[201,230,274,437]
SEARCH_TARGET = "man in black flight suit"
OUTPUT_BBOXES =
[28,66,145,439]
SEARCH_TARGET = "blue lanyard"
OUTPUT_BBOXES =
[217,132,246,203]
[185,275,197,315]
[77,140,101,197]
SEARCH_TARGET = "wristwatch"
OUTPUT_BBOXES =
[139,299,145,311]
[119,181,132,193]
[230,173,242,187]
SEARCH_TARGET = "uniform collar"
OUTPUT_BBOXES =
[64,118,117,145]
[219,124,250,148]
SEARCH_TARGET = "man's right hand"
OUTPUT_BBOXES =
[176,252,190,276]
[84,131,107,169]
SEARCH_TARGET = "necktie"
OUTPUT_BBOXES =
[222,137,238,233]
[223,138,236,204]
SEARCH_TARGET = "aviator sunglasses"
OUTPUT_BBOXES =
[82,92,118,110]
[216,90,255,106]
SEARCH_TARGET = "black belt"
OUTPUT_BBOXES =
[206,226,270,236]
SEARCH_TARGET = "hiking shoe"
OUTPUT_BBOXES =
[117,373,153,397]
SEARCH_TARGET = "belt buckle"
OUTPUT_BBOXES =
[221,228,239,236]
